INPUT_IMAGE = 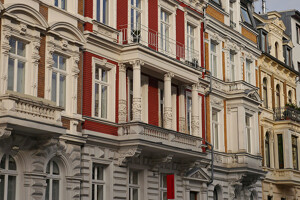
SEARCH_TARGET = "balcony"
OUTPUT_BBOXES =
[266,168,300,185]
[0,91,65,139]
[119,24,200,69]
[274,107,300,122]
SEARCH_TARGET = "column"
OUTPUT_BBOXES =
[164,72,174,129]
[270,130,275,168]
[118,63,127,123]
[179,86,186,133]
[191,84,199,136]
[131,60,144,121]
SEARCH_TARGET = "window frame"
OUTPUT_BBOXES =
[262,78,268,108]
[0,154,18,200]
[210,41,218,77]
[160,173,168,200]
[186,23,196,62]
[54,0,66,10]
[229,51,236,82]
[265,132,270,167]
[277,134,284,169]
[94,65,109,119]
[286,48,291,66]
[240,6,252,26]
[128,170,140,200]
[160,9,170,53]
[296,24,300,44]
[245,59,252,84]
[288,90,292,104]
[45,159,61,200]
[92,164,106,200]
[245,114,252,154]
[95,0,109,25]
[292,135,298,170]
[212,109,220,150]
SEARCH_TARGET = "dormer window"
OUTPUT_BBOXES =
[241,6,252,25]
[210,0,221,6]
[286,48,291,66]
[260,32,268,52]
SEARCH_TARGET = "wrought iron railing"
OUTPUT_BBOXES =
[274,107,300,122]
[119,24,200,68]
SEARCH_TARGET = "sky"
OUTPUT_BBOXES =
[254,0,300,14]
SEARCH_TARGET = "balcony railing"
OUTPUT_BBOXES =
[274,107,300,122]
[119,24,200,68]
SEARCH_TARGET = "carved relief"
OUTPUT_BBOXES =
[132,98,142,121]
[179,117,186,133]
[191,116,199,136]
[118,99,127,123]
[115,147,142,166]
[0,126,12,140]
[163,107,172,129]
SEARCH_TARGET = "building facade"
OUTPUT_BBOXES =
[0,0,265,200]
[255,11,300,200]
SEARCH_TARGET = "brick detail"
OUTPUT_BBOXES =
[39,4,48,21]
[148,77,159,126]
[176,9,185,60]
[62,117,71,130]
[78,0,84,15]
[148,0,158,50]
[1,0,4,4]
[206,5,224,23]
[83,120,118,136]
[37,35,46,98]
[241,26,257,43]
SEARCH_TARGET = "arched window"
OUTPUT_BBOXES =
[46,159,60,200]
[213,187,218,200]
[213,185,222,200]
[265,132,271,167]
[0,154,17,200]
[276,84,280,108]
[263,78,268,108]
[275,42,279,58]
[288,90,292,104]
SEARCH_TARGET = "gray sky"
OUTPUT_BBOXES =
[254,0,300,14]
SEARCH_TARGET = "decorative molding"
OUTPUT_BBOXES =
[0,126,12,140]
[115,147,142,166]
[118,99,127,123]
[163,107,173,129]
[132,98,142,121]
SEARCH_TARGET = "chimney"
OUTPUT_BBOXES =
[262,0,266,14]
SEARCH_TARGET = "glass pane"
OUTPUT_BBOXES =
[55,0,58,6]
[95,84,99,117]
[214,124,219,149]
[17,61,25,93]
[61,0,66,9]
[97,0,101,21]
[241,7,252,24]
[59,75,66,107]
[7,176,16,200]
[9,38,16,54]
[213,55,217,76]
[103,0,107,24]
[102,69,107,82]
[17,41,26,57]
[8,58,15,91]
[92,184,95,200]
[97,185,104,200]
[136,0,140,8]
[212,111,218,121]
[101,86,107,119]
[45,179,49,200]
[130,171,138,184]
[8,155,16,170]
[51,72,57,103]
[245,115,250,126]
[53,180,60,200]
[95,67,100,80]
[46,162,50,174]
[133,188,138,200]
[52,161,60,175]
[53,54,58,68]
[0,175,4,200]
[59,56,66,70]
[161,174,167,188]
[97,165,104,180]
[190,192,197,200]
[0,155,5,169]
[211,43,216,52]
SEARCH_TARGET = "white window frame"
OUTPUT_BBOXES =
[160,9,170,53]
[212,109,220,150]
[94,0,109,24]
[7,37,27,94]
[51,53,67,108]
[54,0,66,10]
[229,1,235,28]
[245,114,252,153]
[210,41,218,77]
[45,159,61,200]
[245,59,252,84]
[0,154,18,200]
[186,91,192,135]
[160,173,167,200]
[128,170,140,200]
[186,23,195,62]
[131,0,142,31]
[94,65,109,119]
[92,58,116,122]
[92,164,106,200]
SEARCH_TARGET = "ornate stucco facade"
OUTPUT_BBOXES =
[255,11,300,200]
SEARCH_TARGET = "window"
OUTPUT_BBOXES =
[131,0,141,42]
[160,174,167,200]
[275,42,279,59]
[187,24,195,62]
[160,10,170,53]
[229,51,235,81]
[213,186,221,200]
[292,136,298,170]
[296,25,300,44]
[245,114,252,153]
[45,160,60,200]
[92,164,105,200]
[265,132,270,167]
[229,2,236,28]
[187,95,192,134]
[96,0,109,24]
[212,109,219,150]
[261,32,267,52]
[94,65,108,119]
[8,37,26,93]
[263,78,268,108]
[288,90,292,104]
[268,196,273,200]
[241,6,252,25]
[210,42,218,77]
[51,53,66,107]
[245,60,252,83]
[190,192,198,200]
[129,170,139,200]
[278,134,284,169]
[159,84,164,127]
[54,0,66,10]
[128,77,133,121]
[210,0,221,5]
[286,48,291,66]
[0,155,17,200]
[276,84,280,108]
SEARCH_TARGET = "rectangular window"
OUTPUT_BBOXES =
[190,192,198,200]
[229,51,235,81]
[210,42,217,77]
[241,6,252,25]
[8,38,26,93]
[297,25,300,44]
[210,0,221,5]
[292,136,298,170]
[160,10,170,53]
[54,0,66,10]
[278,134,284,169]
[212,110,219,150]
[160,174,167,200]
[245,60,252,83]
[131,0,141,42]
[96,0,109,24]
[129,170,139,200]
[261,32,267,52]
[245,114,251,153]
[187,95,192,134]
[286,48,291,66]
[51,53,67,107]
[94,65,108,119]
[187,24,195,62]
[92,164,105,200]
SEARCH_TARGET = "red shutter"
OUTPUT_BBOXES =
[167,174,175,199]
